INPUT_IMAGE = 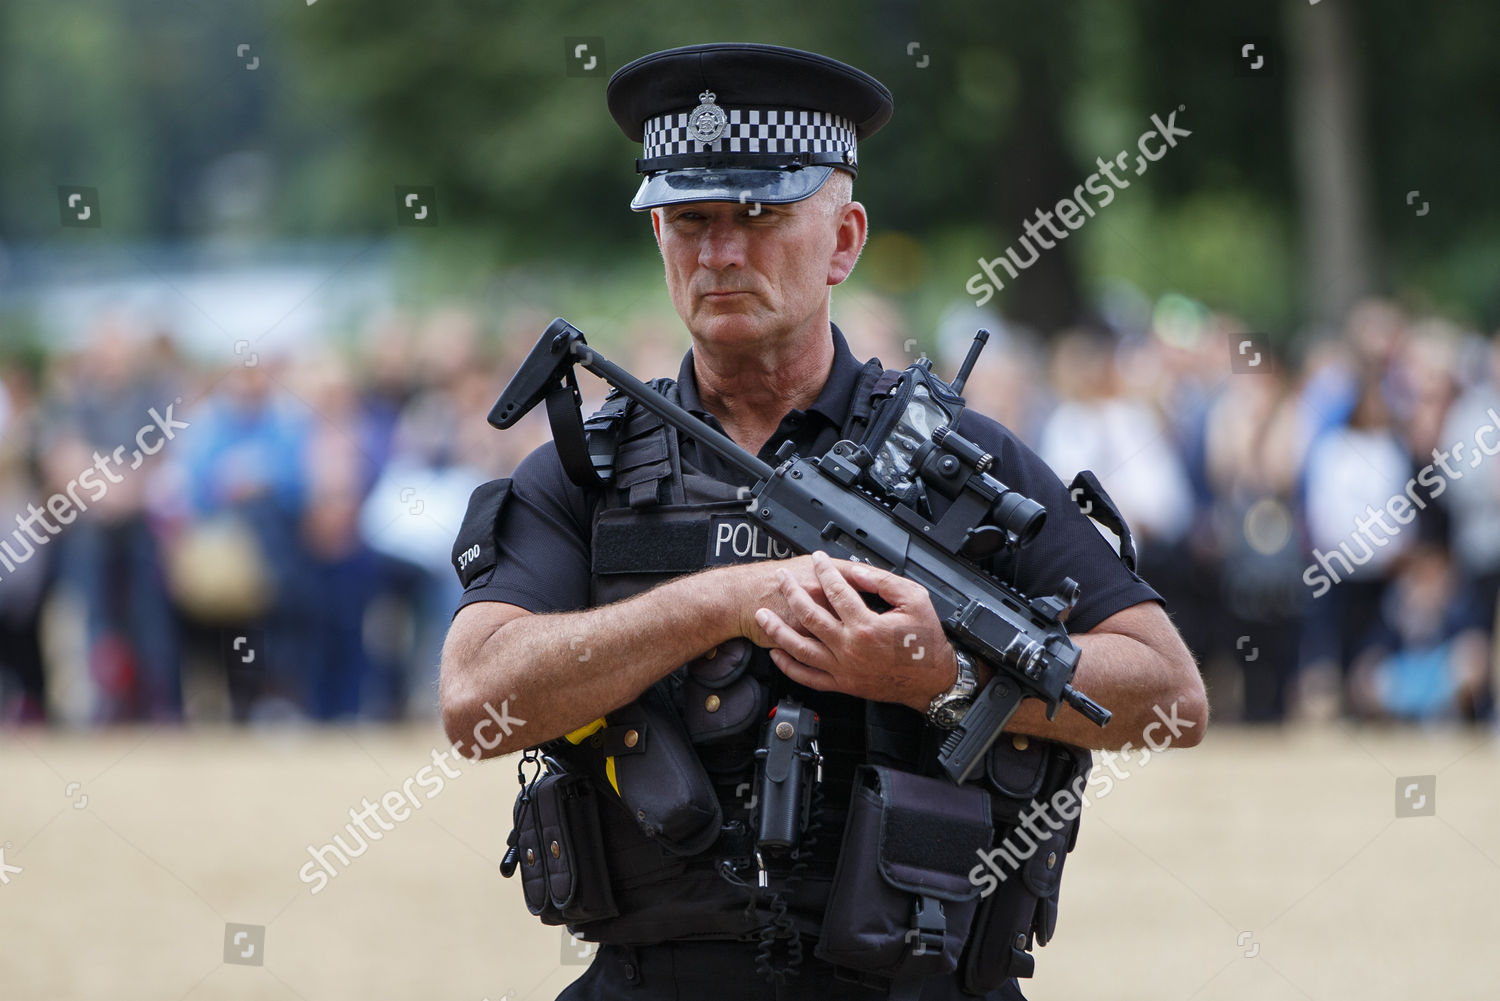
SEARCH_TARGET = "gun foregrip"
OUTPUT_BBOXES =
[936,675,1024,784]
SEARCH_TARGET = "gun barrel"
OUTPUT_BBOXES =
[1063,685,1112,727]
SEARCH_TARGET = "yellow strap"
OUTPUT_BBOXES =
[564,717,607,744]
[562,717,620,796]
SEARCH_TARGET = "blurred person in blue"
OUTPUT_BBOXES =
[35,317,183,722]
[278,351,391,721]
[1301,371,1414,708]
[359,321,508,719]
[175,355,309,721]
[1348,540,1492,721]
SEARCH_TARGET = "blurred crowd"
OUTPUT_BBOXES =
[1,294,1496,727]
[0,307,558,725]
[942,296,1500,726]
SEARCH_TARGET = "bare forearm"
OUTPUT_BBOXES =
[441,565,768,757]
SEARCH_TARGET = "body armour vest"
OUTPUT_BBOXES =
[569,366,892,945]
[538,364,1092,986]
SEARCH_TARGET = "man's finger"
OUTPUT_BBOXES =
[812,551,870,620]
[780,569,841,639]
[832,558,925,610]
[756,608,835,671]
[768,647,837,691]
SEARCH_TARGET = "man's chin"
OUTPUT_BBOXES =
[689,308,767,344]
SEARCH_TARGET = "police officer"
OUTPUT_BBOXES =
[442,42,1206,1001]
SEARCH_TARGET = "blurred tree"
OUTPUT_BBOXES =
[2,0,1498,333]
[1289,0,1376,328]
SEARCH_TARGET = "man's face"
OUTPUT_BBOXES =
[650,183,860,350]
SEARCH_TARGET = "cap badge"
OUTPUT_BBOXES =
[687,90,728,144]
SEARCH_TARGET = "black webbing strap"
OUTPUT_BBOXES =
[583,388,632,486]
[864,701,923,767]
[624,480,655,509]
[546,379,602,490]
[615,379,679,510]
[873,368,903,397]
[578,377,680,507]
[842,359,900,443]
[1067,469,1137,572]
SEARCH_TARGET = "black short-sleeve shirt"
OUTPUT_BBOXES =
[455,325,1162,633]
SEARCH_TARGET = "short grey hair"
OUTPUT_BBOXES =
[817,169,854,215]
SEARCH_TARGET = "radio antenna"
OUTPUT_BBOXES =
[950,329,990,396]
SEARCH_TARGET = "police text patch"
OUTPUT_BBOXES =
[706,515,796,565]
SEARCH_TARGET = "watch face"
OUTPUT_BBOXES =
[931,699,971,729]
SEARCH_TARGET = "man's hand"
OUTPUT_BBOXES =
[733,553,828,645]
[750,551,957,711]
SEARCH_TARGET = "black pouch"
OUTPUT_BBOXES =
[596,682,725,856]
[511,767,620,926]
[681,638,764,745]
[816,765,992,981]
[961,738,1090,991]
[679,638,768,780]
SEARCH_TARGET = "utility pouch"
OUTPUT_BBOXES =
[815,765,991,981]
[681,638,766,748]
[961,739,1091,991]
[506,762,620,926]
[753,698,821,854]
[561,682,724,857]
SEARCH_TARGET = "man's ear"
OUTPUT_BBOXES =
[828,200,868,286]
[650,207,664,253]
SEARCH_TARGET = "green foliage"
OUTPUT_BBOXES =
[1,0,1496,330]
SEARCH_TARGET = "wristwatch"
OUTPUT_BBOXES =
[926,650,979,729]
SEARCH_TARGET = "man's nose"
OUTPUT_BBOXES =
[698,217,746,270]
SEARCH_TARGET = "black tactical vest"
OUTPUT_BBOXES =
[547,363,1090,987]
[569,363,893,944]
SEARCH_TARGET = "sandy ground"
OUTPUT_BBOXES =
[1,724,1496,1001]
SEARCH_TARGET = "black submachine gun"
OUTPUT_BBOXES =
[489,319,1110,783]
